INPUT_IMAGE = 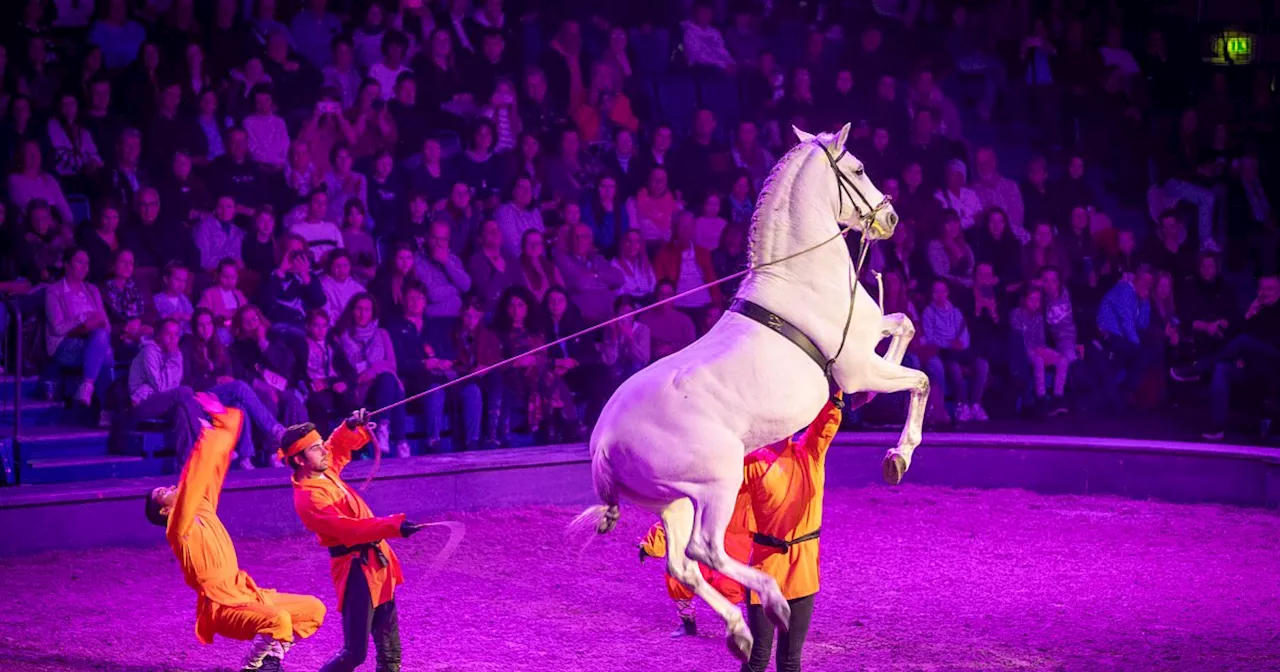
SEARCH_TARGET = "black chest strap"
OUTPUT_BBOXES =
[728,299,845,409]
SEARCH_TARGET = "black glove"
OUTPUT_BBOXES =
[401,520,424,537]
[638,545,648,563]
[345,408,372,429]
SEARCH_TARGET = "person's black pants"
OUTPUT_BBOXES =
[742,595,815,672]
[319,560,402,672]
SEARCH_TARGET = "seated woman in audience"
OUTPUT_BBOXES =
[153,262,195,334]
[435,181,484,258]
[694,193,728,252]
[182,310,235,391]
[492,286,546,444]
[387,284,455,452]
[1021,222,1070,289]
[258,234,326,336]
[9,139,74,225]
[725,172,755,228]
[370,241,424,312]
[340,199,378,284]
[77,201,124,284]
[927,209,975,291]
[25,199,75,284]
[967,207,1022,293]
[101,248,152,354]
[612,229,657,303]
[45,247,114,408]
[452,296,502,449]
[197,259,248,344]
[517,229,564,302]
[495,176,545,258]
[1039,266,1079,364]
[921,279,989,422]
[126,318,205,462]
[323,145,368,223]
[1010,286,1069,415]
[1178,252,1235,363]
[335,292,409,457]
[241,207,280,280]
[640,281,698,360]
[320,249,366,325]
[229,304,307,430]
[541,286,595,437]
[631,166,678,255]
[711,225,748,302]
[194,195,247,273]
[598,294,651,388]
[300,308,347,434]
[467,219,522,318]
[581,175,629,257]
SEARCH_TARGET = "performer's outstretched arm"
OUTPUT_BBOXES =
[167,408,244,542]
[324,421,373,477]
[798,393,843,459]
[296,491,405,546]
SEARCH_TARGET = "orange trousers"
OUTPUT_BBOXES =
[200,590,326,643]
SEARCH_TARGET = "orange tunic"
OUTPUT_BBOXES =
[290,423,406,611]
[167,409,326,644]
[639,488,755,604]
[743,398,843,604]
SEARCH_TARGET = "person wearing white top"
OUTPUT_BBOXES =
[681,4,736,71]
[611,231,657,300]
[934,159,984,230]
[287,190,345,263]
[319,249,366,321]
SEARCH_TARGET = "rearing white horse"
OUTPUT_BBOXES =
[576,124,929,660]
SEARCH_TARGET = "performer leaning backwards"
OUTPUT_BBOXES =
[146,394,326,672]
[740,389,844,672]
[280,409,430,672]
[638,485,754,637]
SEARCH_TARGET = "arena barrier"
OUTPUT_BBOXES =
[2,433,1277,556]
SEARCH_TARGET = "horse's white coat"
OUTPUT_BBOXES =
[578,125,929,660]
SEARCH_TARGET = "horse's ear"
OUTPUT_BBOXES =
[832,123,852,151]
[792,126,816,144]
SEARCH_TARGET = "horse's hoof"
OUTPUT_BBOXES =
[882,453,908,486]
[766,599,792,631]
[726,629,752,662]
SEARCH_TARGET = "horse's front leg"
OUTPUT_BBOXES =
[844,313,917,411]
[855,355,929,485]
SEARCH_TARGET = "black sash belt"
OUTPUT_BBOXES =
[752,529,821,553]
[328,542,388,568]
[729,299,844,409]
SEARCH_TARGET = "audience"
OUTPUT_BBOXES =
[3,0,1279,475]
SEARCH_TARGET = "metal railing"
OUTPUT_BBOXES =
[2,297,21,486]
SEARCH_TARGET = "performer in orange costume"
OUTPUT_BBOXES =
[146,394,326,672]
[638,487,754,637]
[740,391,843,672]
[281,410,429,672]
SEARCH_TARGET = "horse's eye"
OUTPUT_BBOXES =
[855,168,866,176]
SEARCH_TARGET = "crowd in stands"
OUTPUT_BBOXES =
[0,0,1277,470]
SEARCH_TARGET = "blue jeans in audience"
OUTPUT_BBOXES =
[209,380,287,462]
[456,382,484,448]
[48,328,114,407]
[363,372,405,446]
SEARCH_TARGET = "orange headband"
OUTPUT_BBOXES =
[277,430,321,462]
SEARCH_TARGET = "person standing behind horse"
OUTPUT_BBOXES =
[740,390,843,672]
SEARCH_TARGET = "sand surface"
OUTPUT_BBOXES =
[2,485,1278,672]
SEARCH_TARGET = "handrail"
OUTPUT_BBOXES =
[1,298,21,486]
[7,297,20,486]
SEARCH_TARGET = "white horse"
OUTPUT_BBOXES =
[576,124,930,660]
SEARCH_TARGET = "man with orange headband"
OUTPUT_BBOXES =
[281,410,430,672]
[740,390,844,672]
[146,394,326,672]
[638,486,754,637]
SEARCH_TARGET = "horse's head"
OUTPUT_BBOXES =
[793,124,898,241]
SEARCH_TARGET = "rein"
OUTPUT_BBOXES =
[365,142,885,420]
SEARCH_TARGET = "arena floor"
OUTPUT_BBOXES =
[2,485,1278,672]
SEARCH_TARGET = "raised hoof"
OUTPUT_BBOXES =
[726,629,753,662]
[882,453,908,486]
[766,599,792,631]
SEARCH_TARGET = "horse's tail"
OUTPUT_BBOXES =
[569,443,621,536]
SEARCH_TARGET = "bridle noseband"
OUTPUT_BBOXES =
[821,145,895,239]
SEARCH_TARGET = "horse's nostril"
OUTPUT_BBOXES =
[886,212,899,227]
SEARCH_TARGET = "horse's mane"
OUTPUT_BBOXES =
[747,136,822,267]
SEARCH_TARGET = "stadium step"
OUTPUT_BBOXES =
[22,454,172,485]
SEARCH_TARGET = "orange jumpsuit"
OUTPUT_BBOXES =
[638,487,755,605]
[742,398,843,604]
[290,423,406,611]
[167,409,326,644]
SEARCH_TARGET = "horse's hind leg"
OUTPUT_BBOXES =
[685,480,791,632]
[661,498,753,661]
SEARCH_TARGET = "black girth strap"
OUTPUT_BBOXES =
[753,529,821,553]
[328,542,389,568]
[729,299,845,409]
